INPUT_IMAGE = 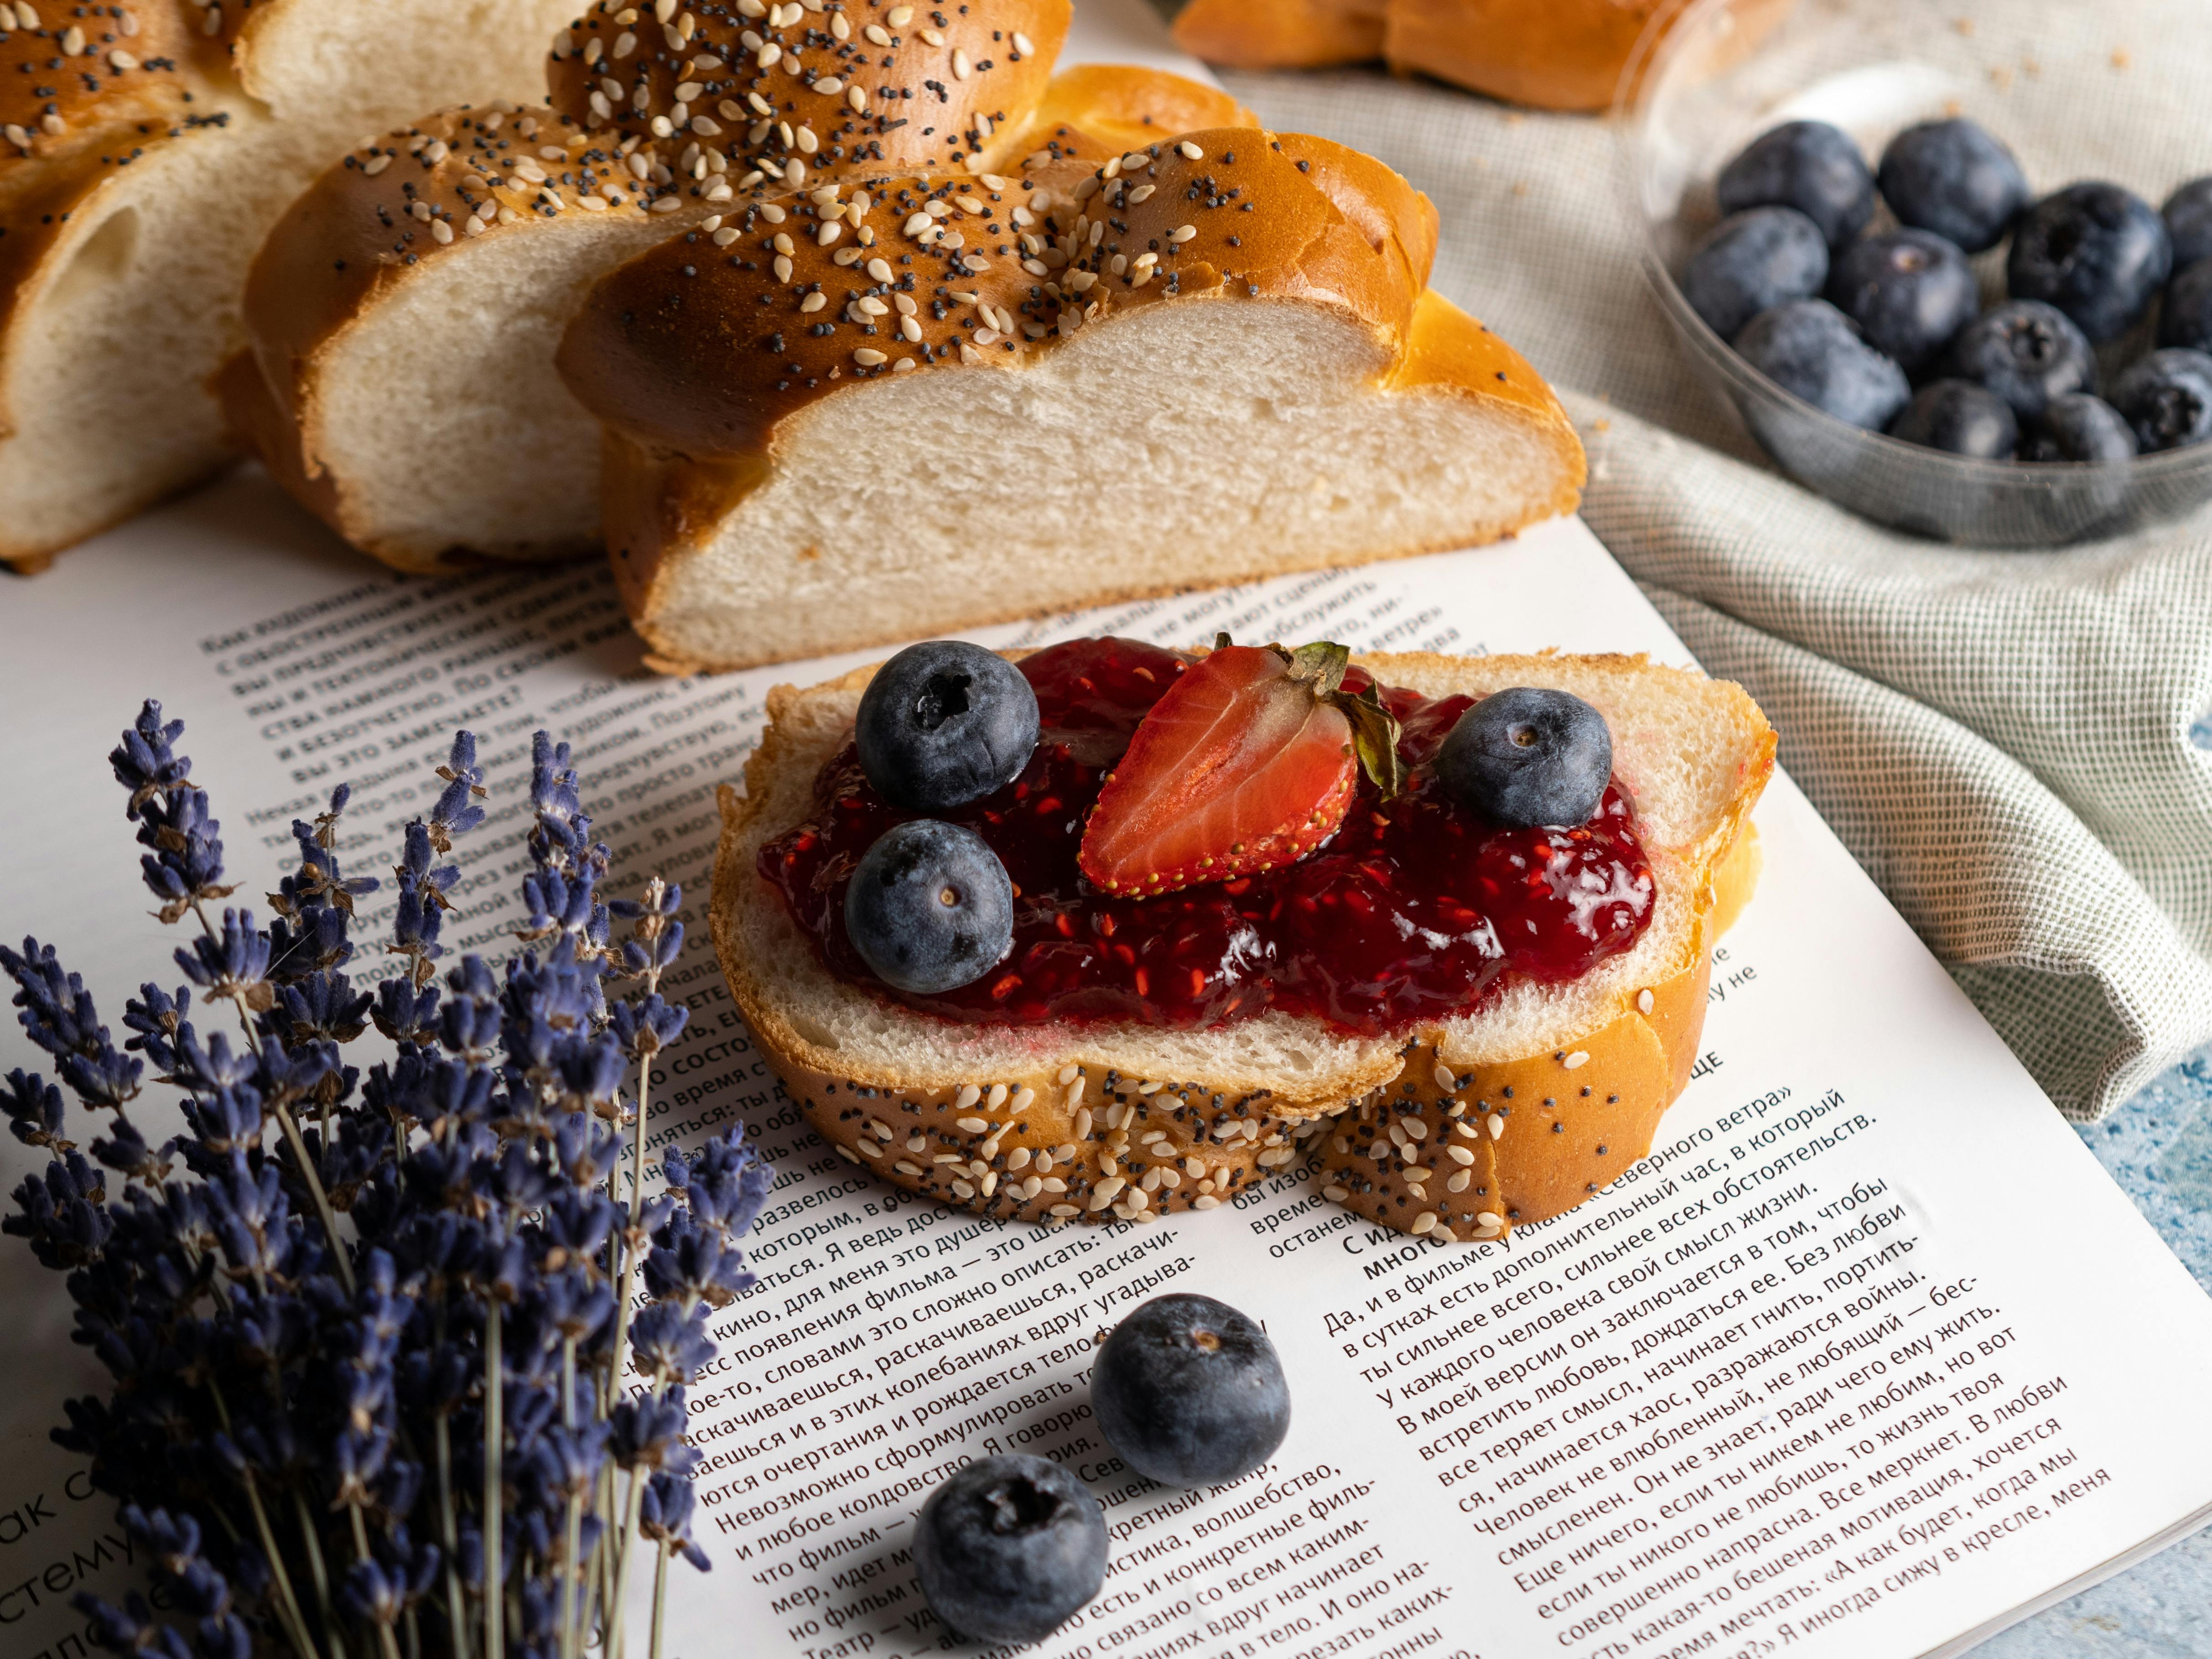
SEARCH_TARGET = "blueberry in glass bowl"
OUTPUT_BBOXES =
[2111,348,2212,453]
[1682,207,1829,339]
[1824,229,1979,374]
[1622,0,2212,546]
[2008,182,2172,344]
[1946,300,2096,421]
[1889,381,2018,459]
[1715,119,1876,248]
[1877,118,2030,254]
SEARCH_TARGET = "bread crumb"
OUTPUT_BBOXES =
[1593,418,1613,433]
[1953,16,1974,33]
[1511,180,1530,197]
[2112,48,2132,68]
[2021,57,2041,77]
[1989,65,2012,88]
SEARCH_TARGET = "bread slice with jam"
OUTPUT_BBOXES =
[710,644,1772,1243]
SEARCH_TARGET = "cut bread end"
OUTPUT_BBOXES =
[608,288,1584,674]
[711,649,1773,1238]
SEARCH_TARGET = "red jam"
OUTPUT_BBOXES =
[759,638,1656,1037]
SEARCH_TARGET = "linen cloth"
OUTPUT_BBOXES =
[1206,61,2212,1120]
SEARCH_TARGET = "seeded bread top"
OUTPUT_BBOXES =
[230,59,1252,495]
[546,0,1071,175]
[557,126,1445,458]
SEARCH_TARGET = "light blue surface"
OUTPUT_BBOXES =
[1977,1039,2212,1657]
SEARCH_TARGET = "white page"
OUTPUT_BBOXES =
[4,3,2211,1654]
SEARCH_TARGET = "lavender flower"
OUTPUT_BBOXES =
[3,703,768,1659]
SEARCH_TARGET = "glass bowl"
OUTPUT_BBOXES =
[1619,0,2212,546]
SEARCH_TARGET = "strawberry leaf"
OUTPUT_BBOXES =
[1341,684,1406,801]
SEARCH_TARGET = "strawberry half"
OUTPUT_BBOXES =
[1079,638,1404,897]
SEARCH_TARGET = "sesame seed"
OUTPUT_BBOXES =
[1487,1113,1505,1140]
[987,1083,1009,1110]
[1013,30,1034,54]
[951,47,971,78]
[1476,1211,1504,1228]
[1169,224,1198,244]
[1564,1051,1589,1069]
[1446,1170,1472,1192]
[1178,140,1204,160]
[953,1083,981,1110]
[1637,988,1656,1014]
[1411,1212,1438,1235]
[863,22,890,44]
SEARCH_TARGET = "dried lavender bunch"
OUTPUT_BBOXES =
[4,706,772,1659]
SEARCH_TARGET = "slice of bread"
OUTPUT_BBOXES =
[562,130,1584,674]
[0,0,581,571]
[711,649,1773,1241]
[221,59,1254,572]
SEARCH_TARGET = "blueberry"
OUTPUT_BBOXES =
[1824,229,1978,373]
[854,640,1039,812]
[2108,348,2212,452]
[1875,119,2029,254]
[844,820,1013,994]
[2162,177,2212,269]
[1716,120,1875,249]
[1434,687,1612,829]
[2020,393,2138,463]
[2008,182,2172,343]
[1945,300,2095,420]
[1682,207,1829,340]
[2158,257,2212,351]
[1735,299,1912,430]
[1886,380,2017,458]
[912,1455,1107,1643]
[1092,1295,1290,1488]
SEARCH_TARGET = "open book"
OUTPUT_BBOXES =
[4,9,2211,1659]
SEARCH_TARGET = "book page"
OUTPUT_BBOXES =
[4,5,2210,1655]
[4,482,2211,1659]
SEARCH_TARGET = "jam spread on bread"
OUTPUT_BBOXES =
[761,637,1656,1036]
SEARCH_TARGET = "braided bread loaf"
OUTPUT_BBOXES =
[0,0,580,570]
[555,125,1582,672]
[222,0,1253,570]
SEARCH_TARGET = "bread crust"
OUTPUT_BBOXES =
[1169,0,1790,113]
[561,126,1433,455]
[1170,0,1385,72]
[711,650,1773,1239]
[547,0,1072,174]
